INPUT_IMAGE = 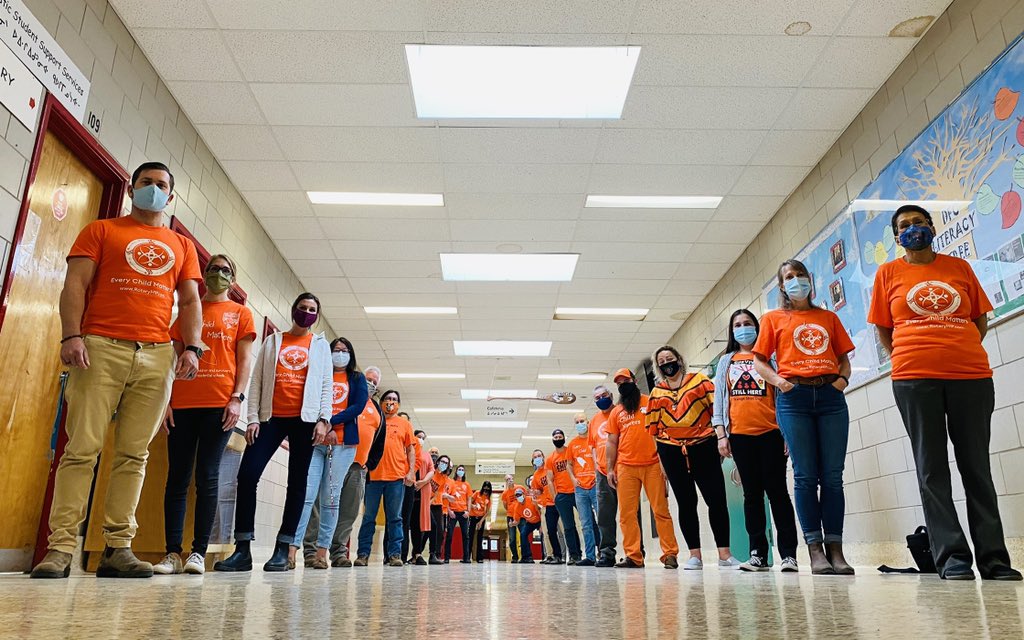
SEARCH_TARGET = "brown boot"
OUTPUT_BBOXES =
[808,544,835,575]
[96,547,153,578]
[30,550,73,579]
[826,542,855,575]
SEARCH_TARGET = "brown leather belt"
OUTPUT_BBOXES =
[789,374,839,387]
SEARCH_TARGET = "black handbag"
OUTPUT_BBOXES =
[907,525,937,573]
[364,398,388,471]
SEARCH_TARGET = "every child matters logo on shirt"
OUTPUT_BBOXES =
[124,238,175,276]
[222,311,240,329]
[792,323,830,356]
[906,280,962,316]
[278,345,310,371]
[333,381,349,405]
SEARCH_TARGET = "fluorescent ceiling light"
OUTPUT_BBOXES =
[429,435,472,440]
[405,45,640,119]
[554,307,648,320]
[415,408,470,414]
[538,373,607,381]
[441,253,578,282]
[308,191,444,206]
[476,456,516,460]
[365,306,458,315]
[529,408,580,414]
[466,421,529,429]
[398,373,466,380]
[462,389,538,400]
[522,435,554,440]
[585,195,723,209]
[850,199,970,211]
[454,341,552,357]
[468,442,523,449]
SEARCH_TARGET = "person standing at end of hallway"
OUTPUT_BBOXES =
[33,162,203,580]
[568,413,599,566]
[606,369,679,570]
[214,293,333,573]
[154,254,256,576]
[355,390,415,567]
[468,481,493,562]
[444,464,473,563]
[753,259,855,576]
[408,429,435,565]
[546,430,583,565]
[530,450,563,565]
[509,486,543,564]
[500,473,522,563]
[712,309,799,574]
[429,455,453,565]
[869,204,1021,582]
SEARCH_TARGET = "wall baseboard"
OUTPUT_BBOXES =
[0,548,33,573]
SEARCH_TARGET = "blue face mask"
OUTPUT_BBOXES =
[132,184,170,212]
[734,326,757,346]
[898,224,934,251]
[783,276,812,301]
[456,469,465,478]
[595,396,613,411]
[438,462,449,473]
[532,457,543,469]
[575,422,588,435]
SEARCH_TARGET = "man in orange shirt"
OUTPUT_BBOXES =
[500,473,523,563]
[545,429,583,565]
[508,485,543,563]
[568,412,599,565]
[33,162,202,580]
[606,369,679,569]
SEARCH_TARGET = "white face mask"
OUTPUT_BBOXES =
[418,436,426,445]
[332,352,350,369]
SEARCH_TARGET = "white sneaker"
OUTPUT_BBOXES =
[153,553,182,575]
[739,554,770,572]
[719,556,742,569]
[183,552,205,575]
[780,557,799,573]
[683,556,703,570]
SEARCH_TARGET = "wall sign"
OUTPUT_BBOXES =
[0,0,90,122]
[476,462,515,476]
[51,187,67,221]
[0,37,41,131]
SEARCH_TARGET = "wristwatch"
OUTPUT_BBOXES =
[185,345,204,359]
[231,392,245,402]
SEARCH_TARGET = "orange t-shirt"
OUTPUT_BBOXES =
[753,308,855,378]
[353,400,379,466]
[867,254,993,380]
[567,435,596,489]
[544,449,575,495]
[330,370,350,436]
[509,495,541,524]
[271,332,313,418]
[605,396,657,467]
[169,300,255,409]
[530,472,554,507]
[447,479,471,512]
[369,414,416,482]
[430,474,450,507]
[588,411,612,475]
[469,491,491,517]
[501,484,523,513]
[69,215,201,343]
[724,353,778,436]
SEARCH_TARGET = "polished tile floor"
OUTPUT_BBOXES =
[1,563,1022,639]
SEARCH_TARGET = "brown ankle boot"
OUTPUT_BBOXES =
[826,542,855,575]
[808,543,835,575]
[30,550,73,579]
[96,547,153,578]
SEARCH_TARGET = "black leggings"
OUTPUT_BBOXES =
[164,407,232,555]
[429,505,446,557]
[469,516,485,560]
[234,416,315,543]
[657,438,730,551]
[401,485,419,561]
[729,430,799,559]
[444,511,470,560]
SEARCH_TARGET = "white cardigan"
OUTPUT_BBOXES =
[246,331,333,425]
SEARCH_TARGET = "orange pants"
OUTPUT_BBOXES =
[618,463,679,564]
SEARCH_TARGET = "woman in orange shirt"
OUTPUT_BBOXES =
[428,454,452,564]
[216,292,333,573]
[408,429,436,565]
[712,309,798,573]
[444,464,473,563]
[530,449,563,564]
[868,204,1020,581]
[155,254,256,576]
[468,481,493,562]
[753,259,855,575]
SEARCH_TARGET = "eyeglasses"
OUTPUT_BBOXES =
[206,265,233,276]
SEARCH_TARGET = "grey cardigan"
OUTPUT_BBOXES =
[711,351,777,434]
[246,331,333,425]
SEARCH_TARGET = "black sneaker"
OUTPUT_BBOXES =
[414,556,427,566]
[595,556,616,568]
[576,558,595,567]
[942,561,976,580]
[615,557,644,569]
[740,554,770,572]
[428,555,443,565]
[519,558,535,564]
[567,557,579,566]
[982,565,1023,581]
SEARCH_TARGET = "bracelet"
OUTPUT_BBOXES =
[60,334,83,343]
[839,375,849,383]
[718,436,728,440]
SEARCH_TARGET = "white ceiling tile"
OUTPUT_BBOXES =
[615,87,794,130]
[572,220,705,243]
[357,292,459,306]
[804,37,917,88]
[444,164,591,194]
[457,293,559,308]
[196,125,284,160]
[708,195,786,222]
[257,217,324,240]
[696,219,765,246]
[579,207,719,222]
[294,162,445,192]
[555,293,659,308]
[439,128,601,164]
[836,0,953,36]
[331,240,449,261]
[132,29,241,81]
[321,218,450,242]
[684,243,748,264]
[660,279,719,296]
[370,318,461,331]
[596,129,763,166]
[558,278,667,296]
[166,82,266,124]
[750,130,842,166]
[573,261,677,279]
[571,242,694,263]
[109,0,216,28]
[445,193,582,220]
[289,259,346,278]
[774,88,876,130]
[450,241,574,254]
[301,277,353,293]
[731,166,812,197]
[672,261,740,280]
[347,278,454,294]
[243,191,315,217]
[632,1,857,35]
[425,0,633,33]
[587,164,742,195]
[221,161,299,191]
[206,0,427,30]
[340,260,440,278]
[273,239,335,260]
[252,84,422,127]
[450,220,576,242]
[275,127,441,163]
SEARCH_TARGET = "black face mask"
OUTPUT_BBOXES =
[618,381,639,397]
[552,438,565,448]
[659,361,681,378]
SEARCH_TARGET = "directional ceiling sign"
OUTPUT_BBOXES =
[485,401,518,419]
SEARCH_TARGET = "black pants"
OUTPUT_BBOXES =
[469,516,485,560]
[893,377,1013,577]
[401,485,419,561]
[729,430,799,559]
[595,471,617,560]
[543,505,563,559]
[506,516,520,562]
[234,417,315,543]
[164,407,233,555]
[658,438,730,551]
[430,505,446,558]
[444,511,470,560]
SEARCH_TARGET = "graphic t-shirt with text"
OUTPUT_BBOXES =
[271,332,313,418]
[753,308,855,378]
[170,300,255,409]
[726,353,777,436]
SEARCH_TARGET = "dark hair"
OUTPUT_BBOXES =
[481,480,493,496]
[132,162,174,193]
[776,259,818,310]
[291,292,320,314]
[381,389,401,403]
[890,204,934,235]
[725,309,761,353]
[329,337,358,376]
[398,411,411,420]
[414,429,426,439]
[618,378,641,414]
[455,464,466,476]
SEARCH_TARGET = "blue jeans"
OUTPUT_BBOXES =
[775,383,849,544]
[554,492,582,560]
[574,485,599,561]
[357,479,405,558]
[518,520,542,561]
[293,444,357,549]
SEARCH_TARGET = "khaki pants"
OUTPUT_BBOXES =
[617,463,679,564]
[47,336,175,553]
